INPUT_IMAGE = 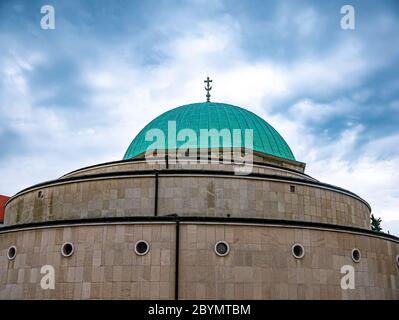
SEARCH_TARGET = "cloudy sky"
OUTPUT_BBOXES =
[0,0,398,234]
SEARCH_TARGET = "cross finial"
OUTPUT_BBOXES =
[204,77,212,102]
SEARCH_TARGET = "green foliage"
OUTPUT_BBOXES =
[370,214,382,232]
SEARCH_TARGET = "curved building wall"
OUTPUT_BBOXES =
[179,223,399,299]
[60,159,314,181]
[0,224,176,299]
[4,173,370,229]
[5,177,155,225]
[0,222,398,299]
[157,176,370,229]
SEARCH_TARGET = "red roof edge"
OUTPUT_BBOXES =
[0,195,10,223]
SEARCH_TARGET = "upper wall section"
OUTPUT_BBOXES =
[60,158,312,181]
[4,161,371,229]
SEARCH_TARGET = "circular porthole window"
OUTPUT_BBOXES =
[291,243,305,259]
[396,255,399,268]
[135,240,150,256]
[61,242,74,257]
[214,241,230,257]
[7,246,17,260]
[351,248,361,263]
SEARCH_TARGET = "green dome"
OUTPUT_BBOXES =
[123,102,295,161]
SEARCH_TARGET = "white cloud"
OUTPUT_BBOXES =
[289,98,354,123]
[1,3,398,237]
[383,220,399,237]
[295,8,317,36]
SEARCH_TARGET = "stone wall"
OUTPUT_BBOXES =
[158,176,370,229]
[61,159,313,181]
[179,224,399,299]
[0,224,176,299]
[5,177,156,225]
[0,223,398,299]
[5,173,370,229]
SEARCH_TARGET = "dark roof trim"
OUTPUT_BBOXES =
[0,215,397,242]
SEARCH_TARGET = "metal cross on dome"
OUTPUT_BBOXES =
[204,77,212,102]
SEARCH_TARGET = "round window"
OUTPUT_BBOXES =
[351,248,361,263]
[214,241,230,257]
[61,242,74,257]
[7,246,17,260]
[135,240,150,256]
[292,243,305,259]
[396,255,399,268]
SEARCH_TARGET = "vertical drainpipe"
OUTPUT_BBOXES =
[154,171,158,216]
[175,215,180,300]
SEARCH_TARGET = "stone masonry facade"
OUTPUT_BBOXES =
[5,161,370,229]
[0,223,398,299]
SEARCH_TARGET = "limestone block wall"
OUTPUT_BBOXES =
[5,177,156,226]
[61,160,314,181]
[157,176,370,229]
[0,224,176,299]
[4,174,370,229]
[61,161,164,178]
[179,224,399,299]
[0,223,398,299]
